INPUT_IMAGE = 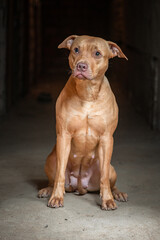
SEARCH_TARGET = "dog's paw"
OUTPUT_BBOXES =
[47,196,64,208]
[112,188,128,202]
[65,185,74,192]
[38,187,52,198]
[113,192,128,202]
[101,199,117,211]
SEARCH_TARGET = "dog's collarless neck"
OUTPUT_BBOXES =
[72,76,104,102]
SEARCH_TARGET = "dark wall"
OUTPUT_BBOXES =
[41,0,111,75]
[109,0,160,129]
[0,0,7,114]
[0,0,42,114]
[0,0,160,130]
[41,0,160,129]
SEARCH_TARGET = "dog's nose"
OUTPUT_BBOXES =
[77,62,88,72]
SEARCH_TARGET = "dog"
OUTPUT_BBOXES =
[38,35,128,210]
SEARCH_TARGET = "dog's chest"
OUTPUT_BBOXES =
[67,101,107,137]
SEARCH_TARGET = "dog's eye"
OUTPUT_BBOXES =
[74,47,79,54]
[95,51,101,57]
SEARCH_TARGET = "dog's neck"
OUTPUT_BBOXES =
[72,76,104,101]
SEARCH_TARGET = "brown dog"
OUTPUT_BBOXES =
[38,35,128,210]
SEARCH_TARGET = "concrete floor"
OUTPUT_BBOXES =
[0,79,160,240]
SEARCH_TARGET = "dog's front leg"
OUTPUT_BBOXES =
[48,133,71,208]
[98,134,117,210]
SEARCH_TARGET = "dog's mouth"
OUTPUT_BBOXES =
[74,72,86,79]
[73,70,93,80]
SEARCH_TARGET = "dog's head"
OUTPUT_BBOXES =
[58,35,127,80]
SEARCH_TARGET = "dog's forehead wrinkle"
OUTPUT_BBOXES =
[73,36,107,51]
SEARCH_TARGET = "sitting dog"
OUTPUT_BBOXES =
[38,35,128,210]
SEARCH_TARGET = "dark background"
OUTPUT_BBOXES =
[0,0,160,130]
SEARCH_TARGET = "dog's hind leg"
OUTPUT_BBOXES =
[110,165,128,202]
[38,145,56,198]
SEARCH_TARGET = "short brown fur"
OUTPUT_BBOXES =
[38,35,128,210]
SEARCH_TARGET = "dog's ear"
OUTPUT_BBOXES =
[58,35,78,50]
[107,41,128,60]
